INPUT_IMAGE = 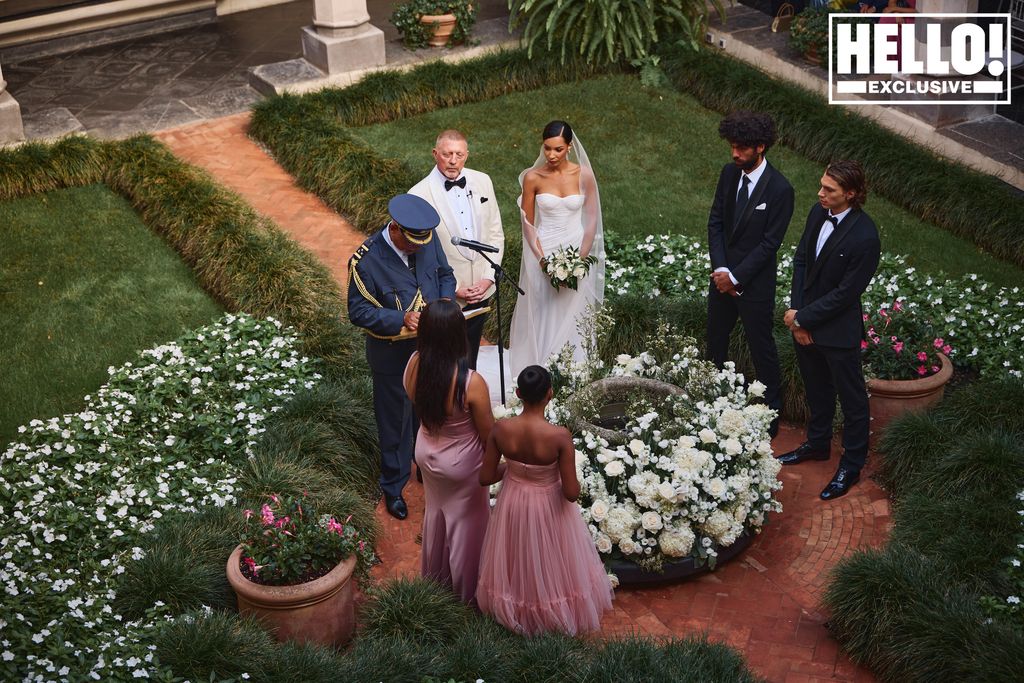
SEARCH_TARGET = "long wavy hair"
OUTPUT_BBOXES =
[414,298,468,433]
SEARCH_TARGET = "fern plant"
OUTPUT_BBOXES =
[508,0,722,64]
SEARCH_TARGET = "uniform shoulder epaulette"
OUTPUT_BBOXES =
[348,240,382,309]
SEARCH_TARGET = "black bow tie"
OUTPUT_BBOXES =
[827,215,839,227]
[444,177,466,191]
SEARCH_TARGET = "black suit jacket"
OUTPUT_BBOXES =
[790,205,881,349]
[707,161,795,303]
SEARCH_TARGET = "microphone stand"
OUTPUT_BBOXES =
[477,250,524,405]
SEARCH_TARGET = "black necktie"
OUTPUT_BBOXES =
[734,175,750,224]
[444,177,466,191]
[827,215,839,227]
[407,253,416,275]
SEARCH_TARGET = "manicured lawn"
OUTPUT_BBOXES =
[354,74,1023,288]
[0,183,222,445]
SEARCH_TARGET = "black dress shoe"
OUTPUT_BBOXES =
[776,442,831,465]
[820,467,860,500]
[384,495,408,520]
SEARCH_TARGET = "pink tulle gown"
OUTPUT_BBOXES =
[417,372,489,604]
[476,460,613,635]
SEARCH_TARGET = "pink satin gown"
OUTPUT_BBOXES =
[417,371,489,604]
[476,460,613,635]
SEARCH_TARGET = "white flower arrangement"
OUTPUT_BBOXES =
[0,314,319,681]
[546,323,782,571]
[542,244,597,291]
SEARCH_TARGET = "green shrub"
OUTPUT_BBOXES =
[509,0,718,64]
[334,633,438,682]
[359,578,473,647]
[390,0,478,49]
[154,611,272,681]
[824,545,1024,682]
[587,635,760,683]
[506,630,591,683]
[114,508,243,620]
[254,641,342,683]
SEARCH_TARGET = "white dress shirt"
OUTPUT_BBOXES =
[382,223,410,267]
[716,157,769,288]
[816,206,852,258]
[432,166,476,242]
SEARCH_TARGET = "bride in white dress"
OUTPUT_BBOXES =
[509,121,605,379]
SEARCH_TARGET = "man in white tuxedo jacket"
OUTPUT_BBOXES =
[409,129,504,369]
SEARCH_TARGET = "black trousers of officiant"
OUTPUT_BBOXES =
[463,298,491,370]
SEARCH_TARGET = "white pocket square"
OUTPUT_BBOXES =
[754,203,767,210]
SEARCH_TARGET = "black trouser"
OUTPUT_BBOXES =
[373,369,417,498]
[706,287,783,422]
[463,298,491,370]
[793,341,869,473]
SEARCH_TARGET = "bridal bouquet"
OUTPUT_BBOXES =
[543,245,597,291]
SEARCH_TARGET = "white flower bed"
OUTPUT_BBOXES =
[543,328,782,570]
[606,234,1024,378]
[0,314,320,681]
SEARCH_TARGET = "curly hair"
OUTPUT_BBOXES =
[718,111,777,152]
[825,160,868,210]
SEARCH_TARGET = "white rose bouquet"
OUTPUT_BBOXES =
[550,322,783,573]
[542,245,597,291]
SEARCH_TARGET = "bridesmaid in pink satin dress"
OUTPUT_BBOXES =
[404,299,494,604]
[477,365,613,635]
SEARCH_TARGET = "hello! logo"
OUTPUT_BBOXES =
[828,13,1013,105]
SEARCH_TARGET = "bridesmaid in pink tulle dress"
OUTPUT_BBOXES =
[477,365,613,635]
[404,299,494,604]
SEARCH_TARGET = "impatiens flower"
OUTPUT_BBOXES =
[917,351,928,361]
[917,366,928,376]
[942,344,952,354]
[861,340,869,350]
[934,337,945,348]
[893,342,904,353]
[260,504,274,525]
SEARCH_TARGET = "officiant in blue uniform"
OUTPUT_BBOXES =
[347,194,457,520]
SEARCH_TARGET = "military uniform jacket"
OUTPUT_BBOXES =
[347,226,456,373]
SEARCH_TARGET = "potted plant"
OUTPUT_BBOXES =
[226,493,374,648]
[390,0,477,49]
[789,6,830,64]
[862,300,954,445]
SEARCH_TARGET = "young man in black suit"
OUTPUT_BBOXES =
[706,111,795,438]
[779,160,881,500]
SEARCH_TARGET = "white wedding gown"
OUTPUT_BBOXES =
[509,193,603,379]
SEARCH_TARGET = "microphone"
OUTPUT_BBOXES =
[451,235,499,253]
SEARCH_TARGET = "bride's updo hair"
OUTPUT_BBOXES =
[517,365,552,404]
[542,120,573,144]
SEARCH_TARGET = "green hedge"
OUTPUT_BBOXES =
[154,578,764,683]
[823,378,1024,680]
[659,45,1024,270]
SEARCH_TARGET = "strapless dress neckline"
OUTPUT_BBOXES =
[536,193,583,200]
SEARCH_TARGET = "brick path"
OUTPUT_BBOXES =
[156,115,884,682]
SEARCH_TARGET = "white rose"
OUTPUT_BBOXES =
[628,439,646,457]
[717,409,746,437]
[756,440,773,456]
[615,353,632,366]
[723,437,743,456]
[676,435,697,449]
[619,538,639,555]
[748,380,767,398]
[657,482,677,501]
[590,500,610,522]
[607,572,620,589]
[704,477,728,499]
[641,511,663,531]
[556,265,569,280]
[595,533,613,554]
[573,264,586,278]
[604,460,625,477]
[699,428,717,444]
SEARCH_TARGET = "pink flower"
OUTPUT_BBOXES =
[917,366,927,376]
[933,338,944,349]
[243,556,258,575]
[880,308,889,317]
[327,517,343,534]
[893,342,904,353]
[890,335,898,342]
[893,300,904,311]
[270,494,280,504]
[931,365,939,373]
[344,515,353,524]
[942,344,952,355]
[243,509,254,520]
[916,351,927,361]
[863,313,869,321]
[358,541,366,551]
[260,504,274,526]
[861,340,869,350]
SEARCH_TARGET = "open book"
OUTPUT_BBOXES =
[388,306,491,341]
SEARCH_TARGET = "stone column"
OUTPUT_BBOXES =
[0,64,26,144]
[301,0,386,75]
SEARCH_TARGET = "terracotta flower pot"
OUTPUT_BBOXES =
[419,12,458,47]
[867,352,953,449]
[226,545,357,649]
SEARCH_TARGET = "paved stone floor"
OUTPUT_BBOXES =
[155,114,883,682]
[4,0,512,141]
